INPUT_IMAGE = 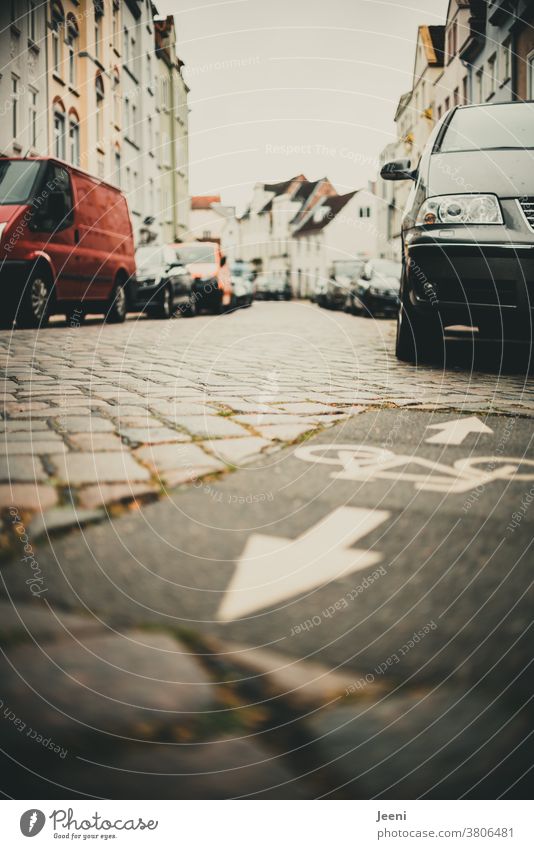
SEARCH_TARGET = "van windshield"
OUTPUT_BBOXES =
[439,103,534,152]
[173,244,216,264]
[0,160,42,205]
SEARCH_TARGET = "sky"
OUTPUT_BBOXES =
[156,0,449,212]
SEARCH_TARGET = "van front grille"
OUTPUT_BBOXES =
[519,198,534,232]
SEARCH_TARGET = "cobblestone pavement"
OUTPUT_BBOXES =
[1,301,533,527]
[1,302,533,799]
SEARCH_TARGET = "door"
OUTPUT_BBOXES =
[31,163,79,299]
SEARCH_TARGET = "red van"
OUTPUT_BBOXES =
[0,157,135,328]
[169,241,231,314]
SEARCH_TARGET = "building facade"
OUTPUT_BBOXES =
[0,1,190,247]
[0,2,48,159]
[155,14,189,244]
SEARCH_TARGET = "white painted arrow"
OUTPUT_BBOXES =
[217,507,389,622]
[425,416,493,446]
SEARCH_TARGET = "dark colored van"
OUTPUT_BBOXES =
[0,157,135,328]
[381,101,534,362]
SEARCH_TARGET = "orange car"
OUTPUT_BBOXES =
[169,241,231,314]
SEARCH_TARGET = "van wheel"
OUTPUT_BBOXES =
[105,277,127,324]
[17,269,52,329]
[396,293,443,364]
[157,285,173,319]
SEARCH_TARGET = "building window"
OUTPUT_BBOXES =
[476,68,483,103]
[69,115,80,165]
[29,88,37,147]
[114,149,121,187]
[123,27,129,65]
[462,75,469,105]
[447,18,457,62]
[97,153,104,179]
[359,207,371,218]
[501,36,512,83]
[112,68,120,128]
[51,2,64,76]
[28,0,37,42]
[437,105,442,120]
[528,50,534,100]
[453,87,459,106]
[132,102,137,145]
[11,75,19,140]
[53,105,66,159]
[66,15,78,88]
[148,115,153,150]
[146,53,152,89]
[487,53,497,99]
[95,72,104,145]
[444,96,450,113]
[112,1,119,51]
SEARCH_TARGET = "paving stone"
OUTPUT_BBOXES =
[5,430,63,442]
[0,483,58,511]
[204,437,271,465]
[0,631,215,745]
[28,506,104,538]
[255,423,319,442]
[0,456,47,482]
[0,441,68,455]
[305,688,532,799]
[68,433,125,451]
[77,482,158,509]
[50,452,151,485]
[217,642,358,709]
[277,402,345,415]
[9,407,93,418]
[150,401,213,417]
[134,443,225,476]
[0,420,50,432]
[235,414,323,427]
[0,602,103,645]
[119,427,189,445]
[55,416,116,433]
[177,416,249,438]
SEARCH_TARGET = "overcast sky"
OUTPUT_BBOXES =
[156,0,449,212]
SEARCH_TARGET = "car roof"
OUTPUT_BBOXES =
[2,156,123,193]
[454,100,534,111]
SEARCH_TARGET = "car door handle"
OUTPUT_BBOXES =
[74,229,80,244]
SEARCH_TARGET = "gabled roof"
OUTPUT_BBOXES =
[292,191,357,237]
[191,195,221,210]
[259,174,310,213]
[394,90,412,122]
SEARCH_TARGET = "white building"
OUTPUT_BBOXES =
[0,2,48,158]
[291,188,379,298]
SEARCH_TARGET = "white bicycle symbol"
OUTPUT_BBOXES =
[294,443,534,494]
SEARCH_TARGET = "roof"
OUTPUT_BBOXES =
[394,91,412,122]
[191,195,221,209]
[292,191,357,237]
[426,25,445,65]
[259,174,310,213]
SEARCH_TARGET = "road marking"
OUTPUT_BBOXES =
[217,506,389,622]
[295,444,534,494]
[425,416,493,445]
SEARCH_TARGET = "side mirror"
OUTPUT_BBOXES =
[220,255,227,267]
[380,159,417,181]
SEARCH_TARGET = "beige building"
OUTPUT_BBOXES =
[155,15,190,243]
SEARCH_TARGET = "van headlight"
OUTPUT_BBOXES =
[0,223,6,242]
[416,194,503,226]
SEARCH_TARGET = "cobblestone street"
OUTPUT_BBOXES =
[1,303,533,799]
[1,302,533,524]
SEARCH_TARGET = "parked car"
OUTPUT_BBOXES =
[255,273,292,300]
[229,260,254,308]
[0,157,135,328]
[381,101,534,362]
[169,241,231,314]
[133,245,194,318]
[345,259,401,317]
[318,260,365,309]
